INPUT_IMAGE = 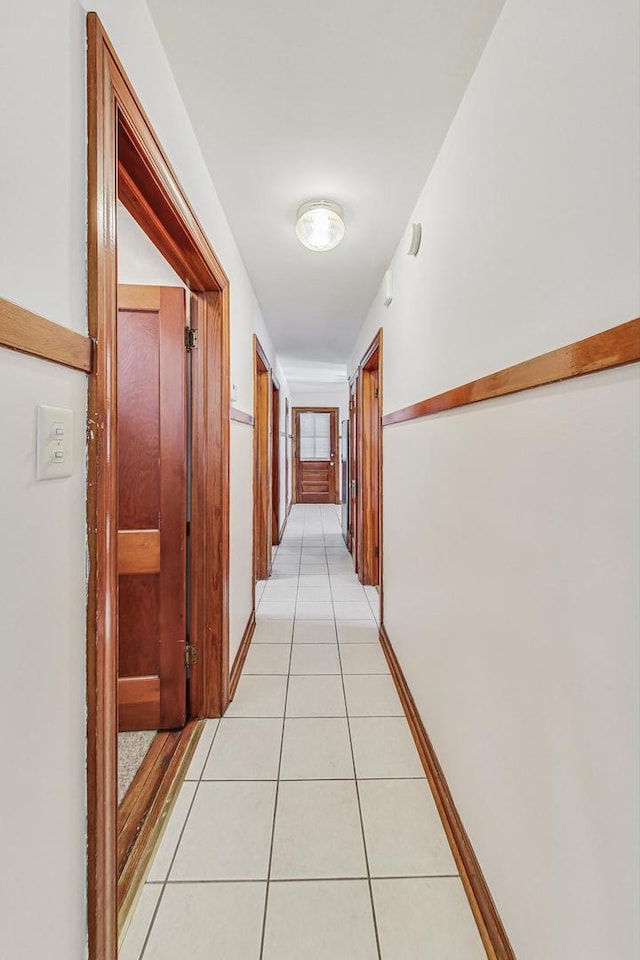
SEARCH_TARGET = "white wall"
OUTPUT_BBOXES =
[0,2,87,957]
[0,1,287,955]
[290,384,349,427]
[350,1,640,958]
[117,202,187,288]
[229,422,254,665]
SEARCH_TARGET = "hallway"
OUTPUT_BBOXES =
[120,505,485,959]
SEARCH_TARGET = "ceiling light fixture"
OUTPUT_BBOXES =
[296,200,345,252]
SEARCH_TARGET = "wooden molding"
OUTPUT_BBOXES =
[355,331,382,590]
[379,624,515,960]
[117,721,201,936]
[229,611,256,700]
[0,296,92,372]
[253,336,273,582]
[382,318,640,427]
[230,407,254,425]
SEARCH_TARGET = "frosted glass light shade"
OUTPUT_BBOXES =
[296,200,345,252]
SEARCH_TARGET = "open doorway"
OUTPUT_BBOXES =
[292,406,340,504]
[354,332,382,595]
[87,16,231,957]
[272,377,280,545]
[254,336,273,581]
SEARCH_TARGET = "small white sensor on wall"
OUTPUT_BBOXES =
[407,223,422,256]
[383,269,393,307]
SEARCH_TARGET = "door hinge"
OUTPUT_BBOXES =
[374,387,380,398]
[184,643,198,668]
[184,327,198,351]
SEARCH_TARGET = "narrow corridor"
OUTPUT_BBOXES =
[120,505,486,959]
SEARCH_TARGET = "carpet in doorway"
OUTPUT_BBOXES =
[118,730,156,805]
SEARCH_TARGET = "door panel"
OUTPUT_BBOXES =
[294,408,338,504]
[117,285,187,732]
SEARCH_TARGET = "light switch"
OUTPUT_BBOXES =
[36,405,74,480]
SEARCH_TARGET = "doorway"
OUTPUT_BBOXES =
[272,377,280,544]
[348,375,358,558]
[293,407,340,504]
[254,336,273,582]
[87,16,231,958]
[354,332,382,590]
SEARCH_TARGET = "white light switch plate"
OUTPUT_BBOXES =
[36,405,74,480]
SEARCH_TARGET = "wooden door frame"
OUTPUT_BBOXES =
[253,336,273,581]
[348,373,358,558]
[87,15,230,959]
[292,406,340,504]
[271,377,280,544]
[356,331,383,601]
[284,397,290,515]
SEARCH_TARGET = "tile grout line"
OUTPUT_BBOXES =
[322,504,383,960]
[137,715,225,959]
[258,504,304,959]
[151,872,461,885]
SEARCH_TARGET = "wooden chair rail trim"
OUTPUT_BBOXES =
[0,296,92,372]
[382,317,640,427]
[229,611,257,700]
[379,624,515,960]
[230,407,255,426]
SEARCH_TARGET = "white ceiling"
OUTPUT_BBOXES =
[147,0,504,373]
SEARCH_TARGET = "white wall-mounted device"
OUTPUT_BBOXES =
[407,222,422,256]
[36,405,74,480]
[383,269,393,307]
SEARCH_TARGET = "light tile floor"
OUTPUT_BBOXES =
[120,504,486,960]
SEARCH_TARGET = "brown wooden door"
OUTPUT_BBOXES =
[117,285,187,732]
[294,407,339,503]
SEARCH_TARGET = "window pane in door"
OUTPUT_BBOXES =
[299,412,331,461]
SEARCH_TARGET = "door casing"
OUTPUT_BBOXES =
[355,331,383,596]
[292,406,340,504]
[87,15,230,959]
[253,336,273,582]
[271,377,280,544]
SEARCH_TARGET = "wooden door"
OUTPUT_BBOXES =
[117,285,187,732]
[294,407,339,503]
[272,380,280,544]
